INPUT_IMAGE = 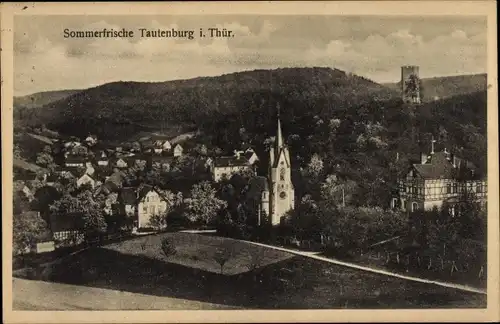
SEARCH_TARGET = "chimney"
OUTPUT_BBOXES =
[420,152,428,164]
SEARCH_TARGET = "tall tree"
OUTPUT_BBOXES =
[185,181,227,225]
[13,211,50,255]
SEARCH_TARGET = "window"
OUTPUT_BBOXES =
[449,206,456,218]
[143,206,148,214]
[452,183,458,194]
[446,183,451,194]
[411,202,418,212]
[150,206,155,214]
[476,183,483,193]
[280,168,285,181]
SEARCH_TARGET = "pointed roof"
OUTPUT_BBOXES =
[272,106,291,168]
[276,104,283,149]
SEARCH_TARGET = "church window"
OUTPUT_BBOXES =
[411,202,418,212]
[280,168,285,181]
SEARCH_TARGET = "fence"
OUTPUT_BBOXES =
[363,248,486,286]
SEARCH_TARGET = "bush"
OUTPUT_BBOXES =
[161,238,177,257]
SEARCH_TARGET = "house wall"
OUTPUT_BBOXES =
[137,191,168,228]
[398,175,487,212]
[173,146,183,157]
[116,160,127,168]
[77,175,95,188]
[213,165,254,182]
[162,141,172,150]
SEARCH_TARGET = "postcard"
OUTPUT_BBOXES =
[1,1,498,323]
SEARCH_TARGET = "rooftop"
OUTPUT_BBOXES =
[214,156,251,168]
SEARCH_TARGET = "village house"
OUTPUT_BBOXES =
[76,173,98,189]
[173,144,183,157]
[114,157,129,169]
[63,140,81,150]
[212,150,256,182]
[393,146,487,216]
[243,148,259,165]
[64,155,87,168]
[96,151,109,166]
[137,185,170,229]
[85,161,95,176]
[84,134,98,146]
[49,213,85,248]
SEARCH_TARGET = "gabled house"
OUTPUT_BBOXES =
[114,157,128,169]
[173,144,183,157]
[393,147,487,215]
[137,185,170,229]
[244,148,259,165]
[96,150,109,166]
[76,173,98,189]
[63,140,81,149]
[212,152,255,182]
[151,136,172,151]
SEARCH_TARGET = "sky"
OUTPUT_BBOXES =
[14,15,487,96]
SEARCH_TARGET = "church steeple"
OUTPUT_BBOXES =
[266,102,295,226]
[276,103,284,149]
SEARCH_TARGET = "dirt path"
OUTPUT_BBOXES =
[13,278,239,310]
[241,240,486,295]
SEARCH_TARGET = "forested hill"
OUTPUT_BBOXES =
[13,67,487,207]
[383,73,487,102]
[14,89,83,109]
[14,67,398,139]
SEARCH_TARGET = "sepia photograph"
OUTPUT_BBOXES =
[1,1,498,323]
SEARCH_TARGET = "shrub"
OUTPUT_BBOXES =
[161,238,177,258]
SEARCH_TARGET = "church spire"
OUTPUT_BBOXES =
[276,103,283,149]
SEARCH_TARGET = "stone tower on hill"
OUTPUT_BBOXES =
[401,65,421,104]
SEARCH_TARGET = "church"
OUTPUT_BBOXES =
[247,111,295,226]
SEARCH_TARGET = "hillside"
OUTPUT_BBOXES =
[14,67,398,140]
[384,73,487,102]
[12,68,487,208]
[14,89,83,109]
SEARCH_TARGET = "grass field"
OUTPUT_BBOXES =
[14,233,487,310]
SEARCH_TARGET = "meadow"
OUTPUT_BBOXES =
[14,233,487,309]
